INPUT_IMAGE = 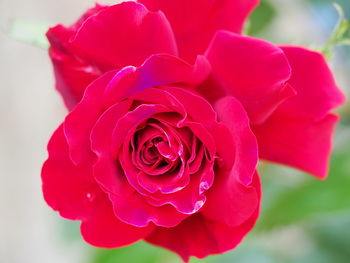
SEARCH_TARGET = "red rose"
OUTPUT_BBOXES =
[43,0,345,261]
[42,54,261,260]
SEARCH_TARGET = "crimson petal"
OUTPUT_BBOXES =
[138,0,259,62]
[202,31,294,124]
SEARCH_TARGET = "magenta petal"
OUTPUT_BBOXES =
[214,96,258,185]
[46,4,106,109]
[203,31,294,124]
[146,161,215,214]
[81,192,155,248]
[160,86,217,128]
[108,191,189,228]
[146,181,260,262]
[101,54,211,107]
[63,69,122,164]
[278,46,345,120]
[41,125,96,220]
[253,113,340,179]
[112,104,170,157]
[139,0,259,61]
[90,101,133,195]
[71,2,178,70]
[202,170,260,227]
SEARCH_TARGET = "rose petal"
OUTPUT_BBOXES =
[146,174,260,262]
[64,69,122,164]
[70,1,178,71]
[146,161,215,214]
[81,191,155,248]
[277,46,345,120]
[253,113,340,179]
[90,100,133,195]
[139,0,259,61]
[41,125,95,220]
[202,170,260,227]
[160,86,217,128]
[202,31,294,124]
[214,96,259,185]
[46,4,106,109]
[108,190,189,228]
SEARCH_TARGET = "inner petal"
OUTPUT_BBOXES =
[155,141,178,161]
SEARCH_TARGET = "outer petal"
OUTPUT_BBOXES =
[80,192,155,248]
[213,96,258,185]
[201,31,294,124]
[41,125,95,220]
[253,47,345,179]
[277,46,345,120]
[146,174,261,262]
[47,2,178,109]
[139,0,259,61]
[70,2,178,71]
[253,113,340,179]
[46,4,106,109]
[41,126,153,247]
[108,191,189,228]
[200,97,259,226]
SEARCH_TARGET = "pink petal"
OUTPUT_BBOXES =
[146,174,260,262]
[213,96,259,185]
[277,46,345,120]
[146,162,215,214]
[252,47,345,179]
[46,4,106,109]
[80,191,155,248]
[160,86,217,128]
[63,69,121,164]
[41,125,96,220]
[70,2,178,71]
[108,191,189,228]
[138,0,259,61]
[253,113,340,179]
[202,31,294,124]
[201,170,260,227]
[90,100,133,195]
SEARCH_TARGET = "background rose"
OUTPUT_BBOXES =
[42,54,261,261]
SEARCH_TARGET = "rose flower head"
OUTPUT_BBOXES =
[42,0,345,261]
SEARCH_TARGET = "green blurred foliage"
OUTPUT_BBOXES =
[245,0,276,36]
[91,242,176,263]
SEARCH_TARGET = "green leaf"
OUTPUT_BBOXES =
[9,19,49,49]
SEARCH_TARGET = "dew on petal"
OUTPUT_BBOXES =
[86,192,95,202]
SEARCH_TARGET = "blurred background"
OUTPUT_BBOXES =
[0,0,349,262]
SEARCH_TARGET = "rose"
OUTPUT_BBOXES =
[42,54,261,261]
[46,0,345,179]
[43,0,346,260]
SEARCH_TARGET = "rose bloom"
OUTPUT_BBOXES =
[42,0,345,261]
